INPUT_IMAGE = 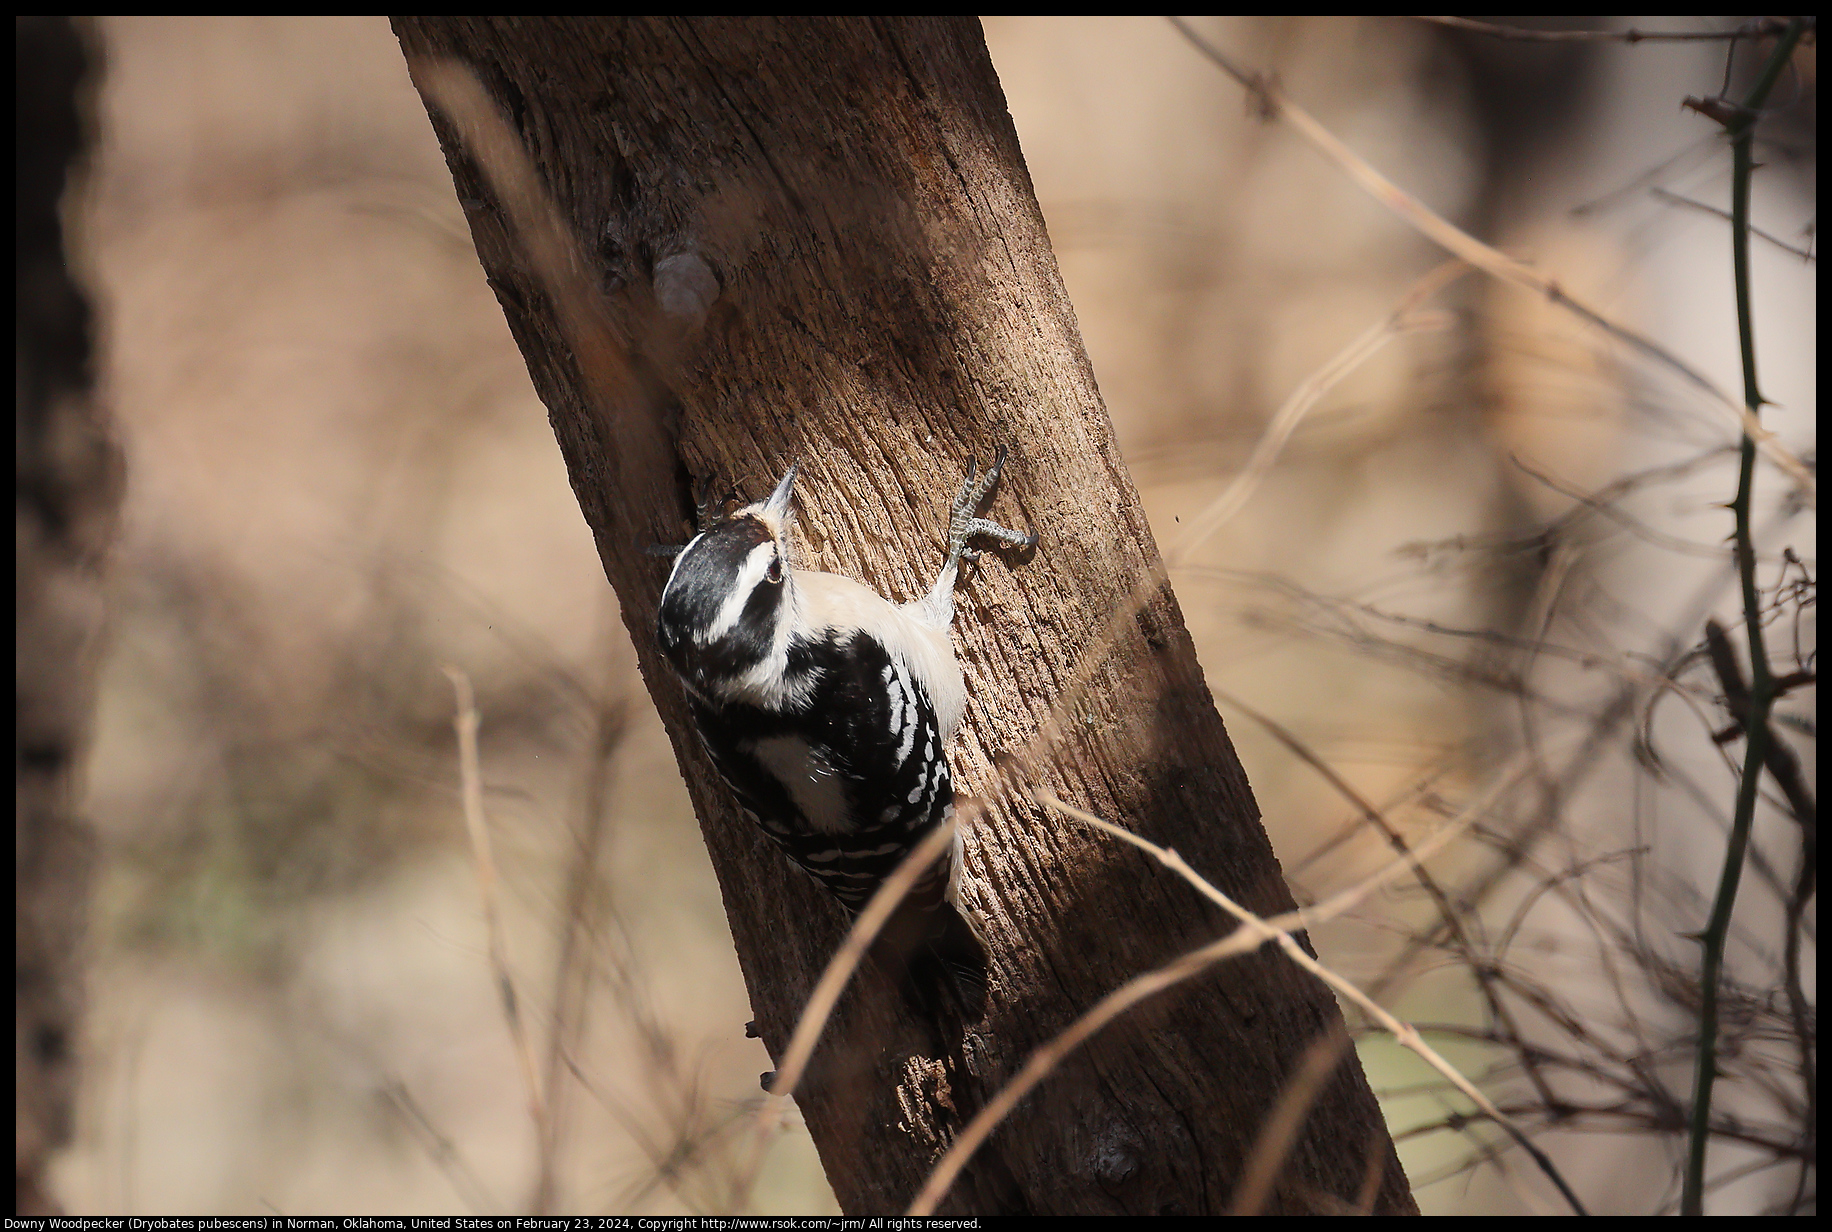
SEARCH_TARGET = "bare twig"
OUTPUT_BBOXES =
[1169,261,1465,560]
[380,1078,502,1215]
[531,691,630,1215]
[1228,1020,1354,1215]
[1701,620,1817,829]
[1414,16,1801,44]
[1037,783,1590,1216]
[407,58,672,541]
[443,667,549,1156]
[908,770,1519,1215]
[1507,453,1793,565]
[1209,685,1568,1116]
[1164,16,1814,496]
[1650,187,1816,263]
[728,812,962,1212]
[1681,19,1809,1214]
[1014,259,1473,824]
[1701,616,1817,1213]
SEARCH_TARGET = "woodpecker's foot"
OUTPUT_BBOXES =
[947,445,1037,568]
[694,475,737,533]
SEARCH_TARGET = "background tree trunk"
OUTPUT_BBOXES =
[393,16,1415,1215]
[17,16,117,1217]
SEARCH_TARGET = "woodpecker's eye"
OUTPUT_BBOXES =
[765,556,784,584]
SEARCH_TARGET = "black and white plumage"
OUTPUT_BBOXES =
[656,455,1033,1020]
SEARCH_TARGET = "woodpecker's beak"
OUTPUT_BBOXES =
[763,464,798,522]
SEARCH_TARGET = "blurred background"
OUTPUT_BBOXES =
[48,16,1813,1216]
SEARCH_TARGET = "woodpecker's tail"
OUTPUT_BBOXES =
[928,898,990,1021]
[876,900,988,1024]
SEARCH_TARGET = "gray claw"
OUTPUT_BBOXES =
[945,447,1036,568]
[692,476,736,533]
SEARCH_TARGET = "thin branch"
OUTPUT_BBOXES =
[408,58,672,541]
[444,667,549,1144]
[1571,136,1723,219]
[1228,1020,1354,1215]
[380,1078,502,1215]
[1701,620,1817,828]
[908,768,1515,1215]
[728,812,962,1212]
[1395,445,1741,569]
[1360,519,1749,1020]
[1263,582,1699,696]
[1507,452,1783,564]
[1013,261,1471,816]
[1650,187,1816,262]
[1208,685,1565,1110]
[1682,19,1809,1214]
[1037,779,1592,1216]
[532,691,630,1215]
[1169,260,1465,561]
[1164,16,1814,496]
[1414,15,1801,44]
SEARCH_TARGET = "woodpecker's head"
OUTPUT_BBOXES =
[657,465,799,695]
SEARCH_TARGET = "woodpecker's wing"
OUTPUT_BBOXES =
[686,627,954,911]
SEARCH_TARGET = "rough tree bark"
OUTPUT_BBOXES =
[17,16,117,1217]
[393,16,1415,1216]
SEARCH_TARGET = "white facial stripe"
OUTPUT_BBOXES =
[663,530,709,591]
[702,539,778,643]
[710,576,815,711]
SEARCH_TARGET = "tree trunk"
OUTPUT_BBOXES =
[17,16,117,1217]
[393,16,1415,1216]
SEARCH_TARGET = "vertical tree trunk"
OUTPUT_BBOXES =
[17,15,117,1217]
[393,16,1415,1215]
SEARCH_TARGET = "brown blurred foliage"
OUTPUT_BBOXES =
[44,16,1812,1216]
